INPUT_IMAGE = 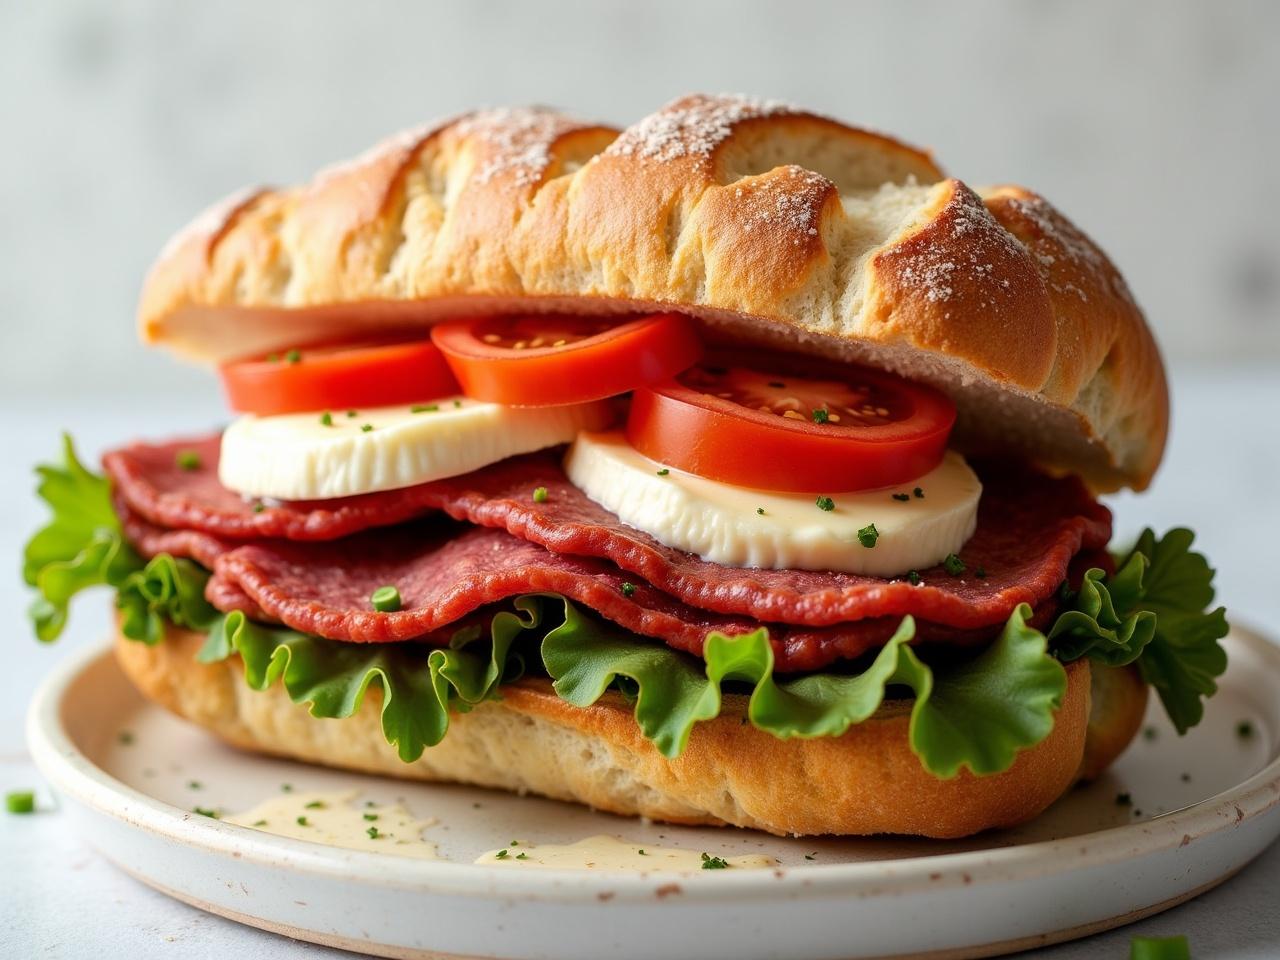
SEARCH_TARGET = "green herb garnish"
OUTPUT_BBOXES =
[118,731,134,745]
[411,404,439,413]
[815,496,835,512]
[756,507,765,515]
[360,423,374,432]
[296,815,309,826]
[811,409,829,424]
[187,780,201,790]
[371,585,402,612]
[857,523,878,548]
[175,450,202,471]
[533,486,549,503]
[913,487,924,498]
[1129,934,1191,960]
[516,852,528,860]
[943,553,966,576]
[285,349,301,364]
[975,567,988,579]
[319,412,333,426]
[252,502,266,514]
[346,410,358,418]
[1116,792,1132,807]
[305,800,325,809]
[194,807,219,819]
[363,813,378,821]
[6,791,35,814]
[700,853,729,870]
[367,826,380,839]
[620,582,636,598]
[495,849,509,860]
[891,492,910,502]
[907,570,921,586]
[656,468,670,476]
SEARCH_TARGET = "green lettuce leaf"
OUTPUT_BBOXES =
[1126,529,1229,733]
[23,435,144,641]
[197,598,542,762]
[1052,528,1228,734]
[546,600,1065,777]
[116,554,220,645]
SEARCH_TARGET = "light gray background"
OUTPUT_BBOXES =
[3,2,1278,958]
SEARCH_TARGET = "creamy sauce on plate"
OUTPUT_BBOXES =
[474,834,775,871]
[225,790,438,859]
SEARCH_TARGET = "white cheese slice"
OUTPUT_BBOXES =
[564,431,982,577]
[219,397,613,500]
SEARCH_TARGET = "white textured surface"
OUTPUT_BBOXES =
[3,370,1279,957]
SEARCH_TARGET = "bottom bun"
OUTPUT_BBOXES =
[114,623,1140,838]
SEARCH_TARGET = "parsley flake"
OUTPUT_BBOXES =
[1115,792,1132,807]
[532,486,549,503]
[346,410,358,418]
[804,853,816,860]
[363,813,379,821]
[815,495,835,512]
[194,806,219,819]
[975,567,988,579]
[252,502,266,513]
[907,570,921,586]
[175,450,202,471]
[117,731,135,745]
[296,815,309,826]
[913,487,924,498]
[621,582,637,598]
[367,826,380,839]
[943,553,966,576]
[857,523,878,548]
[811,408,829,424]
[360,423,374,432]
[516,852,528,860]
[319,412,333,427]
[756,507,765,515]
[5,791,35,815]
[700,853,729,870]
[891,492,910,502]
[285,349,301,364]
[656,468,670,476]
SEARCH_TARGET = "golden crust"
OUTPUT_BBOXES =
[138,95,1166,491]
[112,623,1144,839]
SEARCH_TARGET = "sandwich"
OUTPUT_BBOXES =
[24,95,1229,839]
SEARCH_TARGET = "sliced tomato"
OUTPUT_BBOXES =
[431,312,702,406]
[219,339,459,416]
[626,358,956,492]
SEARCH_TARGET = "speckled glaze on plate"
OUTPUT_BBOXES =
[26,625,1280,960]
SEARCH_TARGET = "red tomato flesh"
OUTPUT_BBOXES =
[626,359,956,492]
[431,312,702,406]
[219,339,459,416]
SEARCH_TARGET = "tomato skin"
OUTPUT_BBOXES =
[431,312,703,406]
[626,362,956,492]
[220,340,459,416]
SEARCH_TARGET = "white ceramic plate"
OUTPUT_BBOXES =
[27,626,1280,960]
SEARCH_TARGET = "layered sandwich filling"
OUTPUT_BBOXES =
[25,312,1229,776]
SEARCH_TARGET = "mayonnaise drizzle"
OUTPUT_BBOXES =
[474,834,775,871]
[225,790,438,859]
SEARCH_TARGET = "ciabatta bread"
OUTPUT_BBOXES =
[139,95,1166,490]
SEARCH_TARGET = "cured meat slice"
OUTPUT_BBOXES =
[107,437,1110,630]
[118,504,1048,672]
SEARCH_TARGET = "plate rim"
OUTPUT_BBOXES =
[26,623,1280,904]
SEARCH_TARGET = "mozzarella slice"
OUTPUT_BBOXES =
[220,397,613,500]
[564,431,982,577]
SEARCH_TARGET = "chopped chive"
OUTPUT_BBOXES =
[363,813,379,821]
[756,507,765,515]
[296,815,309,826]
[516,852,528,860]
[815,495,835,512]
[857,523,879,548]
[891,492,910,502]
[319,411,333,426]
[194,806,219,819]
[510,840,519,846]
[907,570,921,586]
[532,486,549,503]
[360,423,374,432]
[656,468,670,476]
[175,450,202,471]
[367,826,380,839]
[620,582,637,598]
[700,853,729,870]
[305,800,325,809]
[285,349,302,364]
[371,585,402,612]
[811,408,829,424]
[5,791,35,814]
[913,487,924,499]
[495,849,509,860]
[943,553,966,576]
[1129,935,1190,960]
[410,404,439,413]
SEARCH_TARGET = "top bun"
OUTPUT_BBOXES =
[139,95,1167,491]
